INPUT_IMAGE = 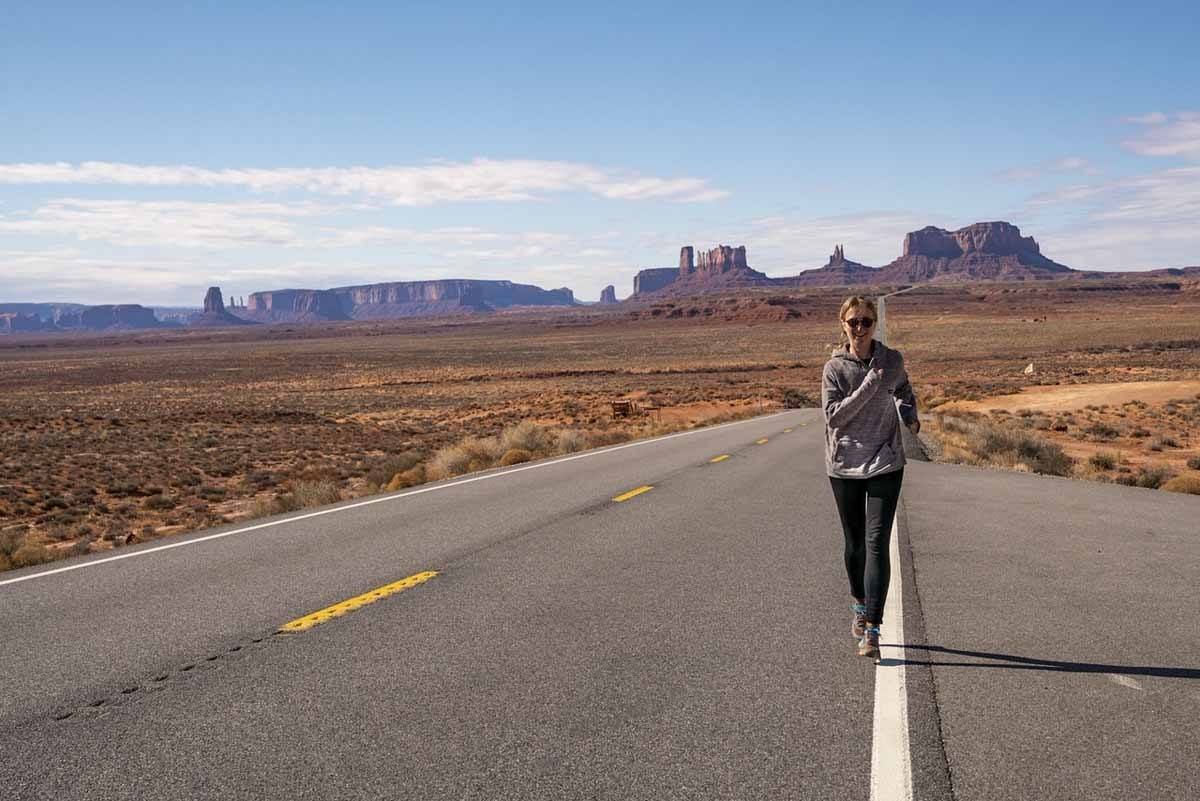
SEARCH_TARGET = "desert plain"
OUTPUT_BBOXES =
[2,280,1199,572]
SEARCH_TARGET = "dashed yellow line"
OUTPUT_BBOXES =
[278,570,439,633]
[783,428,793,433]
[756,438,769,444]
[613,485,653,502]
[709,454,730,463]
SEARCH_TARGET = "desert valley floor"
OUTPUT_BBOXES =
[2,281,1199,570]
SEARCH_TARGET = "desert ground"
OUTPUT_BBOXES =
[2,281,1198,571]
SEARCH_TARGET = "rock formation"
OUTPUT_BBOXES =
[878,222,1073,282]
[237,279,578,323]
[203,287,226,314]
[632,244,770,297]
[599,285,618,304]
[0,312,48,333]
[633,268,680,295]
[782,222,1077,287]
[191,286,257,327]
[782,245,881,287]
[49,305,164,331]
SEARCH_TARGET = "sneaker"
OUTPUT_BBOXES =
[851,603,867,639]
[857,626,880,660]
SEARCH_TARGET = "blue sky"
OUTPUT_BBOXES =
[2,1,1199,304]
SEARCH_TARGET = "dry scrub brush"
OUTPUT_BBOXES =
[931,413,1074,476]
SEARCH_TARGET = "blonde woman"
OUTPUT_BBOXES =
[821,296,919,660]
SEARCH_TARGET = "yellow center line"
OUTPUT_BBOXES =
[709,454,730,463]
[783,428,793,433]
[278,570,439,633]
[613,485,653,502]
[756,438,769,444]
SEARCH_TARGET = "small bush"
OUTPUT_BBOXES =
[1186,456,1200,470]
[498,448,533,466]
[1136,465,1174,489]
[427,436,503,481]
[143,494,176,510]
[1088,452,1118,470]
[554,429,589,454]
[1161,475,1200,495]
[1147,435,1177,450]
[499,421,551,454]
[12,542,51,568]
[782,389,815,408]
[285,480,341,511]
[385,465,426,492]
[1084,423,1121,441]
[366,451,423,488]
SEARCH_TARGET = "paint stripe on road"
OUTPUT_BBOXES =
[871,513,914,801]
[279,570,438,633]
[612,485,653,502]
[1,410,804,588]
[709,454,730,463]
[755,438,769,444]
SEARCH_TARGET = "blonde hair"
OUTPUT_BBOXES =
[837,296,878,347]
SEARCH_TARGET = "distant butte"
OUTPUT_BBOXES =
[189,287,257,327]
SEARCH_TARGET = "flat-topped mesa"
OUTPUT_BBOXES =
[599,285,618,304]
[240,279,576,322]
[904,221,1042,259]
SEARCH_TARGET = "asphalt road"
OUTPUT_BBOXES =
[1,408,1196,800]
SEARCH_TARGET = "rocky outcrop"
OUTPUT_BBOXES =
[782,246,881,286]
[203,287,226,314]
[782,223,1077,287]
[599,285,618,304]
[633,244,770,297]
[0,313,48,333]
[880,222,1073,282]
[237,279,577,323]
[633,268,680,295]
[191,287,257,327]
[49,305,164,331]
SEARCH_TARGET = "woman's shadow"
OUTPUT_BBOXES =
[881,644,1199,679]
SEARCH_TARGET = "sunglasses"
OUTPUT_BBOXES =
[843,317,875,329]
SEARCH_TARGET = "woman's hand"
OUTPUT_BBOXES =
[907,420,921,435]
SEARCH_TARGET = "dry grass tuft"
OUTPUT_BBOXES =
[1161,475,1200,495]
[499,448,534,466]
[931,413,1074,476]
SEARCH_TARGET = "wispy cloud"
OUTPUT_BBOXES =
[1121,111,1200,159]
[0,199,328,248]
[746,211,941,269]
[1026,164,1200,269]
[0,159,729,205]
[997,156,1100,182]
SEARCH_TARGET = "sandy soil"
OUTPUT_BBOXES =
[941,380,1200,413]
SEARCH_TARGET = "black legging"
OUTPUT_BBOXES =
[828,468,904,626]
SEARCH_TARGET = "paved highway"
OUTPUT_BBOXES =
[1,409,1196,800]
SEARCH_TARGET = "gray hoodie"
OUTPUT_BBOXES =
[821,340,919,479]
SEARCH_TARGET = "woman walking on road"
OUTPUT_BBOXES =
[822,296,920,660]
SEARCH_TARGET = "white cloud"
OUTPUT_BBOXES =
[0,159,728,205]
[1121,112,1200,159]
[0,199,328,249]
[746,211,940,269]
[997,156,1100,182]
[1026,165,1200,269]
[1122,112,1168,125]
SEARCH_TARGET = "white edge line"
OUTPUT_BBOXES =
[870,508,915,801]
[1,409,802,588]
